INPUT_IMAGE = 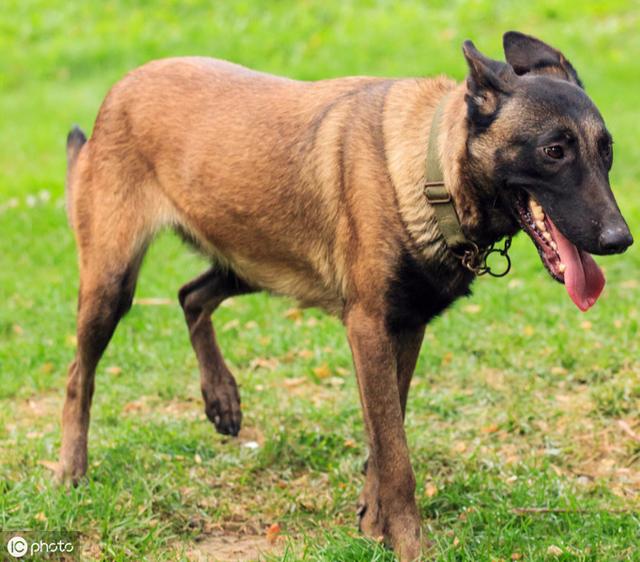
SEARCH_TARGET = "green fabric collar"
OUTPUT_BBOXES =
[424,93,475,253]
[423,93,512,277]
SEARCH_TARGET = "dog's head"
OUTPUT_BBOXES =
[461,31,632,310]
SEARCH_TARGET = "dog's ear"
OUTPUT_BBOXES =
[503,31,583,88]
[462,40,516,130]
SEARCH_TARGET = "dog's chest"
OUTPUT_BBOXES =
[385,250,474,331]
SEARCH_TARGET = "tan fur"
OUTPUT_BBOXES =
[60,57,493,561]
[68,59,470,311]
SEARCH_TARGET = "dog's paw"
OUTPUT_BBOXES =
[357,483,384,538]
[53,459,86,487]
[203,377,242,436]
[357,486,422,561]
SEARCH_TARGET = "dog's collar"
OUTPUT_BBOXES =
[424,93,511,277]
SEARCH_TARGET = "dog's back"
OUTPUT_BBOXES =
[68,57,412,309]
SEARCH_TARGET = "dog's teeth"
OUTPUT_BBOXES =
[536,220,546,232]
[550,241,558,251]
[543,232,552,242]
[558,263,566,273]
[529,200,546,222]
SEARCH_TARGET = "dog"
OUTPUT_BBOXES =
[59,31,632,560]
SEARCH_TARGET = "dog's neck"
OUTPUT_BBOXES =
[442,87,520,249]
[385,79,516,267]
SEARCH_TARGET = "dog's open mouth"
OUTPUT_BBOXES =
[515,194,605,311]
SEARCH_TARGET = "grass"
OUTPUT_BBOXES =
[2,0,640,560]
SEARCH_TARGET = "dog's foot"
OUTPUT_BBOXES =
[357,489,421,561]
[357,491,383,538]
[202,373,242,436]
[55,449,87,487]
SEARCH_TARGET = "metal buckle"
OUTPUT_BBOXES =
[424,182,451,204]
[452,236,512,278]
[482,238,512,278]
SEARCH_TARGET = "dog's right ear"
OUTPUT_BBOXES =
[503,31,583,88]
[462,40,516,131]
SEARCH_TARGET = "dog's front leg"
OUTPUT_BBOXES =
[345,304,421,561]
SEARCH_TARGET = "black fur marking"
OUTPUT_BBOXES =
[465,92,502,135]
[385,251,473,332]
[526,60,584,89]
[174,224,209,256]
[179,267,254,312]
[114,264,137,320]
[66,125,87,151]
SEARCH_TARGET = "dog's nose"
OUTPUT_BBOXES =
[599,224,634,254]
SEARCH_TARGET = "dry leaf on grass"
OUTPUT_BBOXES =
[284,308,303,321]
[313,364,331,379]
[481,423,499,434]
[617,419,640,443]
[133,297,173,306]
[249,357,279,371]
[298,349,314,359]
[547,545,563,556]
[265,523,281,545]
[508,278,524,289]
[222,319,240,332]
[453,441,467,453]
[122,399,148,413]
[282,377,306,388]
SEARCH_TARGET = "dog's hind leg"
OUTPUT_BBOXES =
[178,267,255,436]
[58,237,149,485]
[59,127,164,483]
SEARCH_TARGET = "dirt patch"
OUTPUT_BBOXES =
[186,533,284,561]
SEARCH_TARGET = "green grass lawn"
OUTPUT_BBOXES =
[2,1,640,560]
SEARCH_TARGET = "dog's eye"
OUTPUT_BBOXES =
[543,145,564,160]
[601,141,612,158]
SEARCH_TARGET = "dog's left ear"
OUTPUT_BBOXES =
[503,31,583,88]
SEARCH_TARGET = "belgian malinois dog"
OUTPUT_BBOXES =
[60,31,632,559]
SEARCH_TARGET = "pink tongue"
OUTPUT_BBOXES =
[548,220,605,311]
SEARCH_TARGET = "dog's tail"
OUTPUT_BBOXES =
[65,125,87,227]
